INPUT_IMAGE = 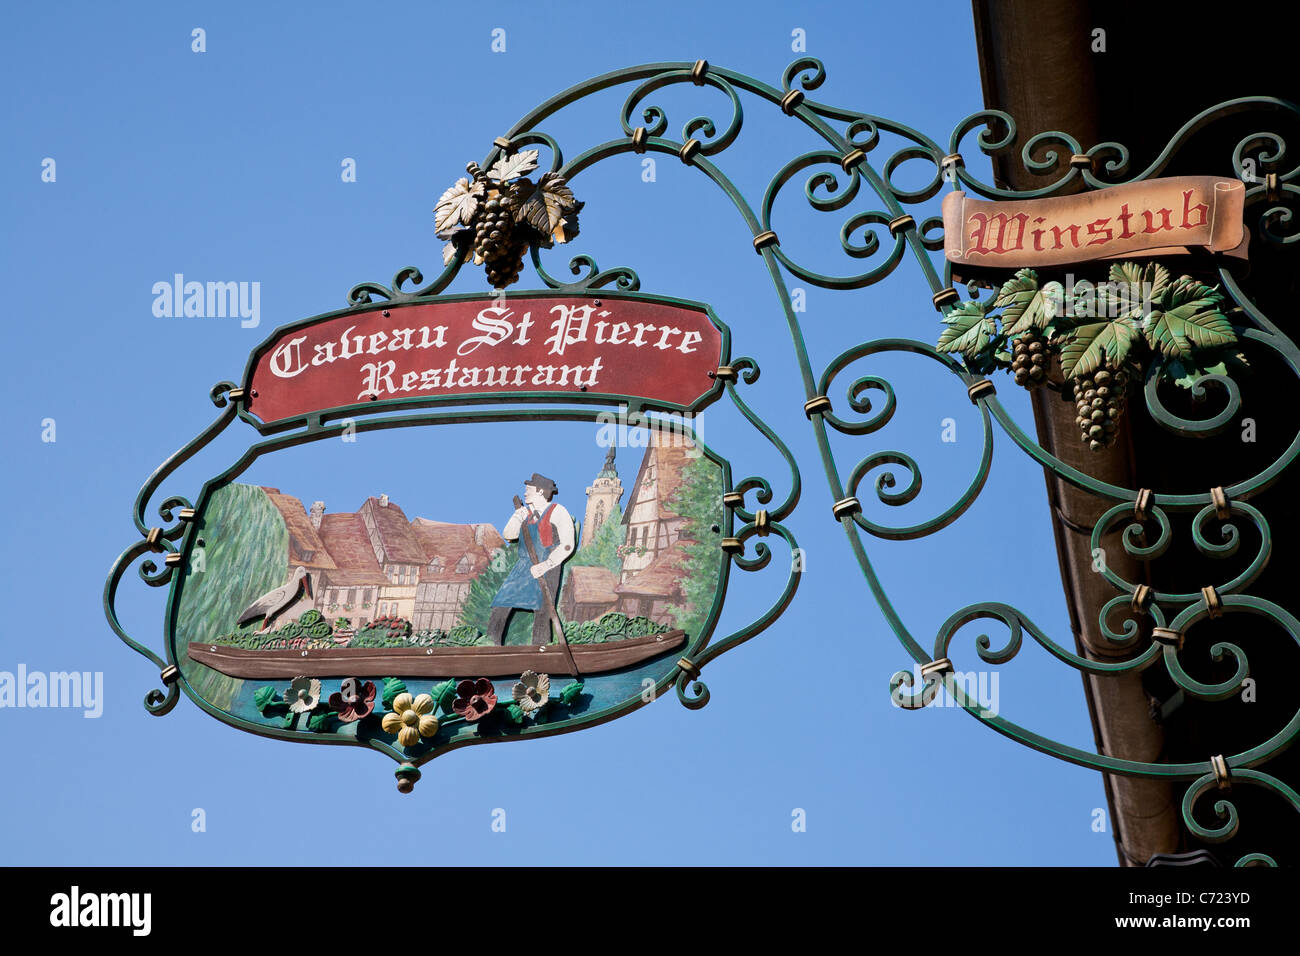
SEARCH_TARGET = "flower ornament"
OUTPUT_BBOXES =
[512,671,550,713]
[381,693,439,748]
[328,678,377,723]
[452,678,497,721]
[286,677,322,714]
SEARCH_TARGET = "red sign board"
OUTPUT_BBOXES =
[245,293,726,424]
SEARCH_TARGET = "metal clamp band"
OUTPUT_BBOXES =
[164,553,183,567]
[226,387,246,401]
[1210,486,1230,520]
[1134,488,1153,523]
[677,657,701,678]
[1130,584,1152,613]
[631,126,648,153]
[145,527,164,552]
[1202,586,1223,619]
[967,380,995,403]
[722,491,746,510]
[780,89,805,114]
[1152,627,1183,650]
[920,658,953,679]
[840,148,866,172]
[710,365,737,382]
[1265,172,1281,203]
[832,497,861,520]
[804,395,832,418]
[1069,153,1093,170]
[177,508,196,522]
[690,59,708,85]
[720,537,744,554]
[1210,754,1231,790]
[940,153,964,170]
[932,287,960,310]
[160,665,180,685]
[492,136,513,151]
[678,139,701,164]
[754,509,770,536]
[888,214,915,237]
[752,230,779,251]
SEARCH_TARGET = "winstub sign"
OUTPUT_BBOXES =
[942,176,1247,270]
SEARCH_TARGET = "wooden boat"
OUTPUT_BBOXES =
[186,630,686,679]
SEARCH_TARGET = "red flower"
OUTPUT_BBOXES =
[452,678,497,722]
[328,679,377,723]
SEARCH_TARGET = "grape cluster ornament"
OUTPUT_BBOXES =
[937,263,1244,453]
[434,149,584,289]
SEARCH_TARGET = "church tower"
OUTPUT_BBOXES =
[581,446,624,547]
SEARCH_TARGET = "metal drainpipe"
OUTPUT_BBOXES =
[971,0,1181,864]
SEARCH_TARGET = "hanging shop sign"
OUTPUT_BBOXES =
[942,176,1248,270]
[106,128,801,794]
[107,255,799,792]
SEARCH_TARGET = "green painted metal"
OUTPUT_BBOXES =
[105,57,1300,858]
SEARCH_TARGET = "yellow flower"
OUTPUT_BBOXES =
[380,692,439,748]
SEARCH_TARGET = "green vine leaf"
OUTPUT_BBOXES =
[994,268,1063,337]
[1144,277,1235,358]
[1164,350,1248,390]
[431,679,458,715]
[381,677,407,710]
[1104,261,1170,322]
[559,680,585,706]
[254,686,278,713]
[1059,318,1140,379]
[936,300,997,359]
[308,711,338,733]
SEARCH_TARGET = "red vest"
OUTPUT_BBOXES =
[527,503,558,548]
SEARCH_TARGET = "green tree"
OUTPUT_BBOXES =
[571,503,625,575]
[664,456,724,640]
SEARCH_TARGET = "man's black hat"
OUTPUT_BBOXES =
[524,472,558,497]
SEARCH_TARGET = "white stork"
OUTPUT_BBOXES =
[237,566,312,632]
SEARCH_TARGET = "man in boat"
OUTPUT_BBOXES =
[486,473,576,646]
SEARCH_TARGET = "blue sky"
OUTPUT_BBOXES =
[0,0,1116,865]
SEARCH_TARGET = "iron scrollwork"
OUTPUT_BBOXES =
[106,55,1300,855]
